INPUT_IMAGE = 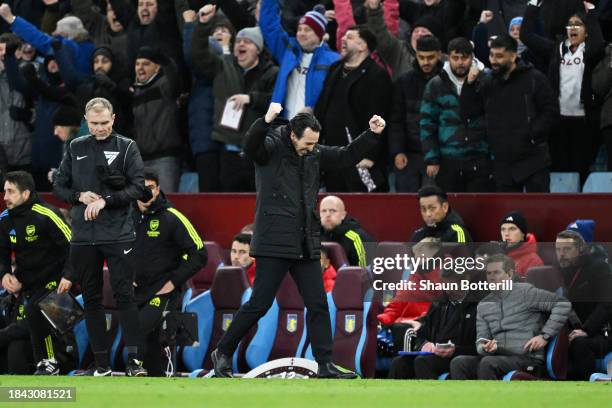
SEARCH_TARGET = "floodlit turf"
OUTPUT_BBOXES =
[0,376,609,408]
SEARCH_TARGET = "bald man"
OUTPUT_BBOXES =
[319,196,374,268]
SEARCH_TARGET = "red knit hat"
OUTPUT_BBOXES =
[298,5,327,40]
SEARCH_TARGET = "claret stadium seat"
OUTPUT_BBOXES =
[321,242,349,270]
[188,241,226,296]
[181,266,251,373]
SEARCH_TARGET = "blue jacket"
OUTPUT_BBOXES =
[260,0,338,115]
[11,16,95,75]
[183,22,220,155]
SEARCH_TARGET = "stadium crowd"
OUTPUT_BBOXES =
[0,0,611,381]
[0,0,611,193]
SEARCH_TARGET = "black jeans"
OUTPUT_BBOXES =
[551,116,599,184]
[71,243,141,364]
[496,167,550,192]
[217,257,333,364]
[219,151,256,192]
[435,156,493,192]
[568,335,612,380]
[195,152,220,192]
[388,354,451,379]
[450,355,540,380]
[394,152,434,192]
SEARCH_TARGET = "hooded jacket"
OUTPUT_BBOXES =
[53,132,151,245]
[0,193,73,291]
[132,193,207,305]
[505,236,544,278]
[411,208,472,243]
[420,66,488,166]
[321,216,374,268]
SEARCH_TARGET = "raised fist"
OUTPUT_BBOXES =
[265,103,283,124]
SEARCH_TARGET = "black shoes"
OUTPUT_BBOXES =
[126,359,148,377]
[211,349,233,378]
[317,362,359,379]
[34,358,60,375]
[77,365,112,376]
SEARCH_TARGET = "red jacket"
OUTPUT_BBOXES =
[323,265,337,293]
[246,260,256,286]
[506,234,544,277]
[376,267,442,326]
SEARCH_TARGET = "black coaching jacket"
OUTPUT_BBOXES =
[132,194,207,305]
[244,117,379,260]
[53,132,151,245]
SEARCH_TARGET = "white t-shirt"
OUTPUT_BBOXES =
[559,41,585,117]
[285,52,313,120]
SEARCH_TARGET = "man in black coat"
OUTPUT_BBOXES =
[389,35,443,192]
[388,267,480,379]
[211,102,387,379]
[315,24,392,192]
[555,230,612,380]
[461,35,559,192]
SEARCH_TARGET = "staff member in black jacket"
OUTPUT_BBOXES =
[132,168,207,376]
[211,103,386,379]
[388,267,480,379]
[0,171,73,375]
[54,97,151,377]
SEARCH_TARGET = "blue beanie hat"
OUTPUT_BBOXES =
[567,219,596,243]
[509,16,523,32]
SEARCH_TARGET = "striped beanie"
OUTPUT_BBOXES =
[298,5,327,40]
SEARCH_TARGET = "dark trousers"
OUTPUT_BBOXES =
[435,156,493,192]
[195,151,220,192]
[217,257,333,363]
[71,243,141,365]
[394,153,434,192]
[450,355,539,380]
[219,151,256,192]
[0,339,34,374]
[551,116,598,184]
[568,335,612,380]
[495,167,550,192]
[24,281,59,363]
[137,292,179,377]
[388,354,451,379]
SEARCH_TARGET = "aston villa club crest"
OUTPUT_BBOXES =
[345,314,356,333]
[286,314,298,333]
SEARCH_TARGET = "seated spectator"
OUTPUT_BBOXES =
[420,37,492,193]
[388,267,480,380]
[411,185,472,243]
[131,46,182,192]
[315,24,392,192]
[260,0,338,119]
[499,211,543,277]
[319,195,374,268]
[521,2,606,184]
[0,4,95,74]
[462,35,558,192]
[555,230,612,380]
[230,233,256,285]
[320,246,336,293]
[389,35,443,192]
[451,254,571,380]
[192,4,278,192]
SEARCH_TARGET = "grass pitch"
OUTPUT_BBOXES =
[0,376,609,408]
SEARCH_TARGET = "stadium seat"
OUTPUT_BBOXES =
[582,172,612,192]
[181,266,251,373]
[305,266,381,378]
[537,243,558,267]
[241,274,307,369]
[594,352,612,376]
[503,326,569,381]
[525,265,563,293]
[73,295,89,369]
[373,242,412,304]
[321,242,349,270]
[178,172,199,193]
[188,241,226,296]
[549,172,580,193]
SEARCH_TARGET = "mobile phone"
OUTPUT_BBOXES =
[476,337,491,344]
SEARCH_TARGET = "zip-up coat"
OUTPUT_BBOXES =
[53,133,150,245]
[321,216,374,268]
[411,208,472,243]
[477,282,571,362]
[0,194,73,290]
[245,117,379,260]
[132,194,207,305]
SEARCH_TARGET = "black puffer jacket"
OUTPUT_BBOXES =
[245,118,379,260]
[321,216,375,268]
[53,133,151,245]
